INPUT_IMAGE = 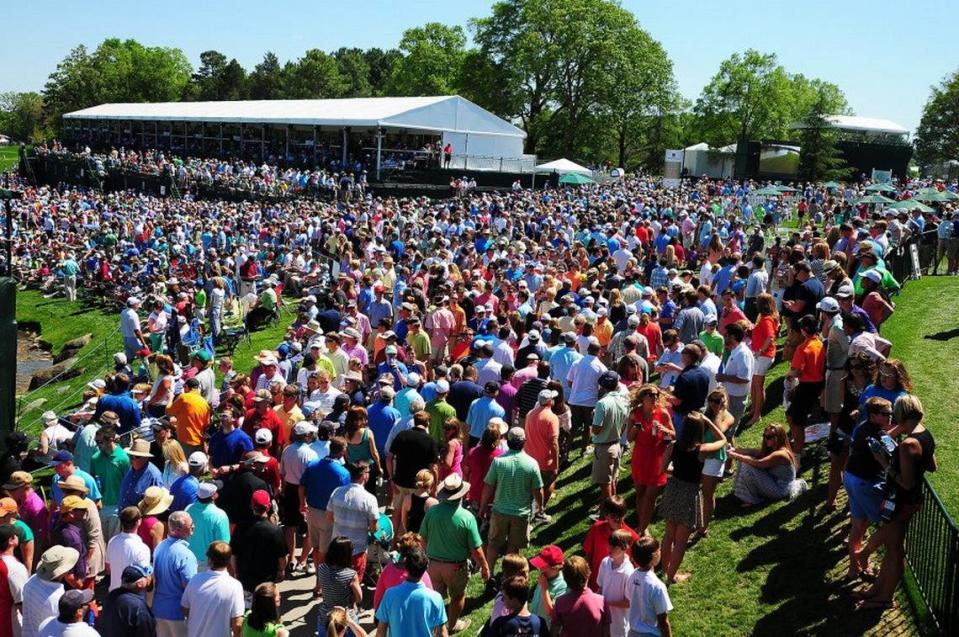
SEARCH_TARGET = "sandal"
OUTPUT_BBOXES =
[856,598,895,612]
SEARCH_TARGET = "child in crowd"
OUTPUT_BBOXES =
[626,536,673,637]
[529,545,567,631]
[583,496,639,590]
[552,556,610,636]
[480,575,549,637]
[596,529,636,637]
[490,553,530,621]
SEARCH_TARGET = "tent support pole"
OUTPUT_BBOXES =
[341,128,348,165]
[375,129,382,182]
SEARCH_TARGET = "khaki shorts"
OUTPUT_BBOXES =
[307,506,333,552]
[391,484,415,511]
[591,442,622,485]
[427,559,470,601]
[823,369,846,413]
[488,511,530,552]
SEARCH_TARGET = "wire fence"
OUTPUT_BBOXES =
[905,479,959,635]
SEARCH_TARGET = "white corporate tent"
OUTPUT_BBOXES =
[533,158,593,175]
[63,96,528,169]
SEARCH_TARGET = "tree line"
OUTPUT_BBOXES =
[1,0,952,173]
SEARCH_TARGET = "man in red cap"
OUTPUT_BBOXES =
[229,490,287,602]
[529,544,567,632]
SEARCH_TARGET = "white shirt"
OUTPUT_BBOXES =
[36,619,99,637]
[120,308,141,339]
[626,569,673,636]
[700,352,721,395]
[21,576,63,637]
[3,555,28,637]
[106,532,151,591]
[722,342,755,398]
[181,569,245,637]
[567,355,607,407]
[597,556,635,637]
[280,442,319,485]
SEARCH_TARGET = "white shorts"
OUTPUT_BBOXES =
[753,356,774,376]
[702,458,726,478]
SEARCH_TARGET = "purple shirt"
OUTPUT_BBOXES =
[496,383,518,424]
[54,522,87,580]
[19,489,50,546]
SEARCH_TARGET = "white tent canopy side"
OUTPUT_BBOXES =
[63,95,528,159]
[533,158,593,175]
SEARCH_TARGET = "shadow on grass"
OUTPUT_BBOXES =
[923,327,959,341]
[732,482,903,636]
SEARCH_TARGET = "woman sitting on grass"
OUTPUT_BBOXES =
[728,424,807,507]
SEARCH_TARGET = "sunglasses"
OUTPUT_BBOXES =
[763,433,775,440]
[878,411,893,417]
[708,397,725,404]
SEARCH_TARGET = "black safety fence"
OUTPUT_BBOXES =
[904,478,959,635]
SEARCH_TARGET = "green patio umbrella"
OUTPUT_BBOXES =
[776,185,799,192]
[822,181,841,189]
[752,186,782,196]
[857,194,896,205]
[914,189,951,203]
[939,189,959,201]
[865,183,897,193]
[889,199,934,213]
[559,172,595,185]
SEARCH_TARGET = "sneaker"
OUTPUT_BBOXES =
[534,511,553,523]
[484,577,499,596]
[303,562,316,575]
[452,618,472,634]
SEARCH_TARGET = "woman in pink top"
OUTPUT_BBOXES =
[719,288,750,335]
[463,423,505,507]
[372,532,433,611]
[439,419,465,480]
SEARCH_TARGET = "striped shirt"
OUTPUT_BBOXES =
[329,483,379,554]
[21,576,63,637]
[484,450,544,517]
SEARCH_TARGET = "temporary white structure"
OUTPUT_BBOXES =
[533,158,593,175]
[63,96,528,176]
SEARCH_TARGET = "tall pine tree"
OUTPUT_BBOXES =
[798,93,849,181]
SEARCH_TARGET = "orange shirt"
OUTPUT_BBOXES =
[524,404,560,472]
[791,335,825,383]
[593,318,613,347]
[166,391,211,447]
[751,315,779,359]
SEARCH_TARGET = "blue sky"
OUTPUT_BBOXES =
[1,0,956,134]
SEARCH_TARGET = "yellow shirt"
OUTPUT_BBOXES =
[275,404,305,444]
[167,391,211,447]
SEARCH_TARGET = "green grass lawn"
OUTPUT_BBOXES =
[15,277,957,636]
[0,146,19,173]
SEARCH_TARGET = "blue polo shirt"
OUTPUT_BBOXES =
[152,537,197,620]
[300,457,350,511]
[374,580,447,637]
[367,401,401,457]
[94,393,142,436]
[118,462,164,510]
[169,474,199,512]
[208,427,253,468]
[51,468,102,506]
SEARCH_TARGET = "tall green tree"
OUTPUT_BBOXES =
[334,48,372,97]
[189,50,229,100]
[248,52,284,100]
[693,49,793,145]
[42,45,102,125]
[916,68,959,167]
[42,39,191,133]
[364,48,402,96]
[0,92,48,142]
[600,28,677,169]
[282,49,348,99]
[387,22,467,96]
[471,0,564,154]
[797,92,850,181]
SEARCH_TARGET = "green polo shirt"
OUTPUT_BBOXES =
[591,392,629,445]
[419,500,482,562]
[90,445,131,507]
[484,449,544,517]
[426,398,456,442]
[699,330,724,358]
[407,330,432,362]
